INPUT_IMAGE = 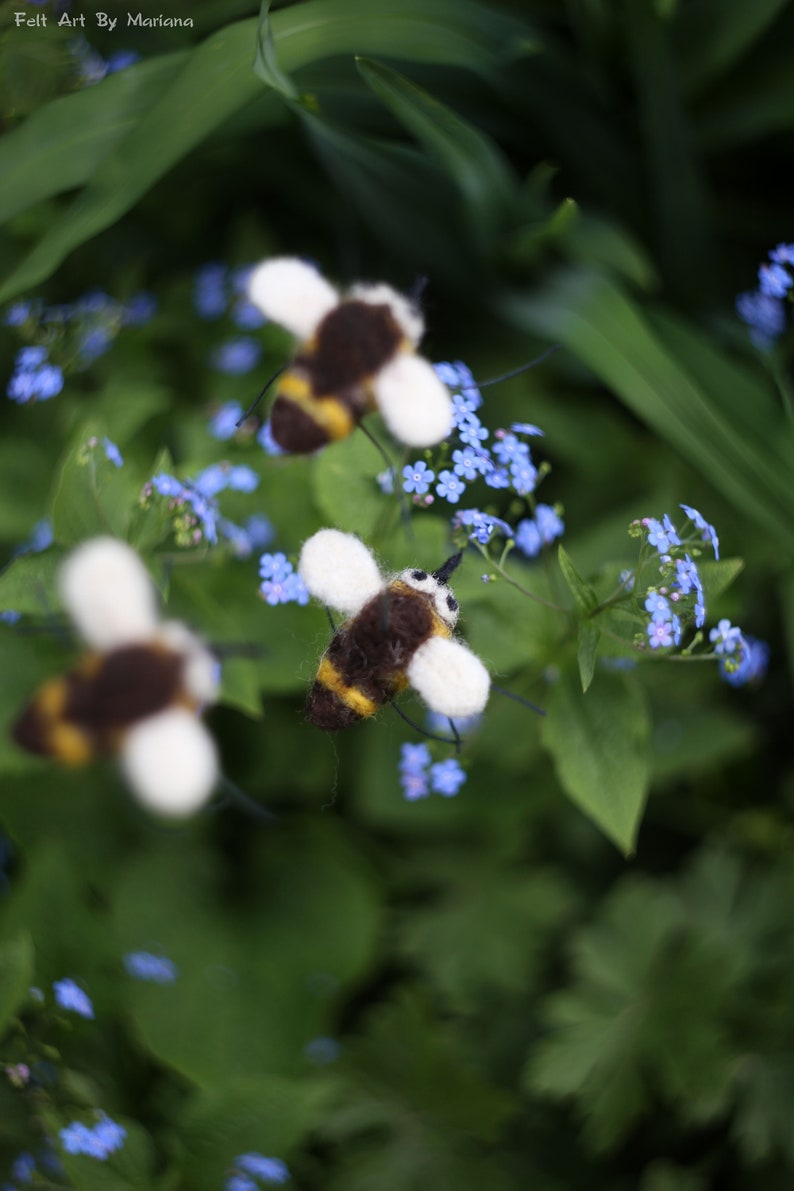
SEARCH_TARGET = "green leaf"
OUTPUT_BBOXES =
[0,57,184,225]
[112,821,381,1087]
[577,622,600,693]
[0,439,56,539]
[356,57,517,252]
[50,425,134,546]
[678,0,791,92]
[557,543,598,613]
[526,877,738,1151]
[541,665,650,854]
[178,1077,328,1187]
[253,0,300,99]
[311,431,392,539]
[0,550,61,615]
[501,269,794,551]
[397,866,573,1010]
[697,558,744,607]
[0,933,34,1039]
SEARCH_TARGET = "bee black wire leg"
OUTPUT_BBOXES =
[236,364,287,427]
[325,606,337,633]
[388,700,462,751]
[447,716,462,752]
[491,682,546,716]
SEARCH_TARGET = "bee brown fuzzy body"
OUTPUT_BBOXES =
[270,299,406,453]
[306,583,450,731]
[13,644,188,765]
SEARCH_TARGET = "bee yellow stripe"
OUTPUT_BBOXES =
[317,657,378,717]
[279,373,355,441]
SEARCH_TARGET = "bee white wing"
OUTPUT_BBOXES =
[247,257,339,340]
[299,529,385,617]
[121,708,219,818]
[373,354,453,447]
[406,636,490,718]
[59,537,159,649]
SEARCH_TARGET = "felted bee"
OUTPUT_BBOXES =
[246,257,454,452]
[298,529,490,730]
[12,537,220,817]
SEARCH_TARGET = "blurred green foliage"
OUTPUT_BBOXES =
[1,0,794,1187]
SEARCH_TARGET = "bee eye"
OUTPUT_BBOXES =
[411,570,428,581]
[446,595,458,612]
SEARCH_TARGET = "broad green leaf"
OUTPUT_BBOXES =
[557,543,598,613]
[0,438,56,538]
[178,1078,329,1187]
[50,424,133,545]
[0,550,62,614]
[0,933,34,1038]
[577,622,600,693]
[356,57,517,253]
[0,57,184,225]
[312,430,393,539]
[697,558,744,607]
[501,269,794,551]
[112,822,381,1087]
[542,664,650,853]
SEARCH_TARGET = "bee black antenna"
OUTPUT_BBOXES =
[475,344,560,389]
[432,552,463,585]
[491,682,546,716]
[236,364,287,427]
[389,700,462,753]
[325,606,337,633]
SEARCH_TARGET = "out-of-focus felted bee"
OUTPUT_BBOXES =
[12,537,220,817]
[298,529,490,730]
[246,257,454,453]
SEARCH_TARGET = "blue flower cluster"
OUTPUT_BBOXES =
[2,1145,64,1190]
[736,242,794,349]
[193,262,267,376]
[514,504,565,558]
[52,978,94,1020]
[399,743,467,800]
[224,1153,291,1190]
[148,464,271,556]
[632,506,768,685]
[258,553,310,606]
[4,289,156,399]
[123,951,178,983]
[6,346,63,404]
[400,361,546,511]
[13,518,53,558]
[59,1113,126,1160]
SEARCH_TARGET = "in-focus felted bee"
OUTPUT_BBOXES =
[12,537,220,817]
[298,529,490,730]
[245,257,454,453]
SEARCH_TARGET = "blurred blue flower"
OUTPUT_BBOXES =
[434,360,482,408]
[209,402,244,440]
[211,337,263,376]
[719,635,769,687]
[429,758,466,796]
[106,49,141,74]
[1,611,21,625]
[53,978,94,1020]
[771,242,794,265]
[102,437,123,468]
[304,1036,341,1064]
[3,302,35,326]
[194,263,228,319]
[10,1152,35,1184]
[236,1154,291,1183]
[123,951,177,983]
[736,290,787,349]
[399,741,430,800]
[510,422,544,436]
[515,518,542,557]
[758,262,792,298]
[77,324,113,365]
[7,345,64,403]
[60,1113,126,1159]
[257,420,286,456]
[455,509,514,546]
[121,292,157,327]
